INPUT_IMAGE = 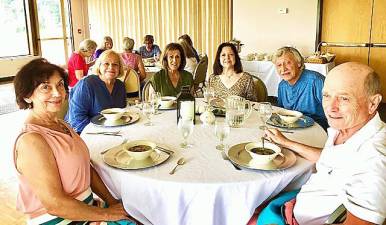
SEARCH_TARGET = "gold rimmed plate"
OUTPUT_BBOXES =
[266,113,314,129]
[227,143,296,170]
[159,103,177,110]
[209,98,225,109]
[102,143,171,170]
[91,112,140,127]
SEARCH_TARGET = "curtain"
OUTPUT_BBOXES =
[87,0,232,75]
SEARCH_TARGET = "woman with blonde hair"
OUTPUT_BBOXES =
[67,39,97,88]
[66,50,126,133]
[121,37,146,82]
[93,36,114,60]
[178,38,198,75]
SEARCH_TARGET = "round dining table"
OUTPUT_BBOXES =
[81,100,327,225]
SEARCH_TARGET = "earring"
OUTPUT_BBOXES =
[24,98,32,104]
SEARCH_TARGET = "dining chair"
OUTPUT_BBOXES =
[253,76,268,102]
[192,54,208,97]
[118,69,141,104]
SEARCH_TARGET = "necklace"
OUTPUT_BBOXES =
[31,112,71,135]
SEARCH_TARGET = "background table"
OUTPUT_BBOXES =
[241,60,335,96]
[81,101,327,225]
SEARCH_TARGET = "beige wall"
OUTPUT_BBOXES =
[233,0,319,57]
[70,0,90,51]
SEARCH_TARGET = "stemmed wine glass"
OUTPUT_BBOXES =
[258,102,273,130]
[177,117,194,148]
[142,102,155,126]
[214,120,231,150]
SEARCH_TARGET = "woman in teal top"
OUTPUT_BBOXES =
[149,43,193,96]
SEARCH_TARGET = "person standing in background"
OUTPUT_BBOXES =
[178,34,200,63]
[178,38,198,75]
[67,39,97,88]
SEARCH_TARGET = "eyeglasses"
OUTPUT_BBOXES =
[37,80,66,94]
[101,62,119,68]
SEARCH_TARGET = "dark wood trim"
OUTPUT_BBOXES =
[315,0,323,52]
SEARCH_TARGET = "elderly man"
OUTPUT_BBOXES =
[263,62,385,225]
[273,46,328,130]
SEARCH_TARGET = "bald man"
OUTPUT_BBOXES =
[264,62,385,225]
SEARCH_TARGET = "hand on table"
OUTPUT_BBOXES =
[264,128,289,147]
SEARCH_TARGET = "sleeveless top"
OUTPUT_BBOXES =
[121,52,140,71]
[13,122,91,218]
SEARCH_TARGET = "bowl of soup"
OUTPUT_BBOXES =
[124,140,156,160]
[160,96,177,108]
[245,142,283,164]
[100,108,125,121]
[277,109,303,124]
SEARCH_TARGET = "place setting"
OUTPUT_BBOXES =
[91,107,140,127]
[226,138,297,171]
[101,139,174,170]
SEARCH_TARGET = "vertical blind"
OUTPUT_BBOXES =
[87,0,232,75]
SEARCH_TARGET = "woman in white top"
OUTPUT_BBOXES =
[178,39,198,75]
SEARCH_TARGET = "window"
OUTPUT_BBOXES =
[0,0,30,57]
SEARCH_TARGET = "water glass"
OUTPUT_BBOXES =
[214,121,230,150]
[177,117,194,148]
[142,102,155,126]
[203,86,215,104]
[150,92,161,114]
[258,102,272,129]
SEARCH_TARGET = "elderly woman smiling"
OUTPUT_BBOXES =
[66,49,126,133]
[149,42,193,96]
[13,58,137,224]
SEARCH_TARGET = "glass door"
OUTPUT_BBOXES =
[36,0,72,66]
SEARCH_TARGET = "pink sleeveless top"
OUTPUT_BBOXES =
[121,52,139,71]
[13,122,91,218]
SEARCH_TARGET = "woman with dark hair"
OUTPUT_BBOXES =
[178,34,200,62]
[13,58,137,224]
[149,42,193,96]
[209,42,257,101]
[139,34,162,60]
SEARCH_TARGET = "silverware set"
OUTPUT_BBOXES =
[86,131,122,136]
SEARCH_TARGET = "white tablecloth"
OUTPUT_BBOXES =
[81,100,327,225]
[241,60,335,96]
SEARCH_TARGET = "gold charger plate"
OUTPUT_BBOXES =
[91,112,140,127]
[227,143,297,170]
[209,98,225,109]
[159,103,177,110]
[102,143,171,170]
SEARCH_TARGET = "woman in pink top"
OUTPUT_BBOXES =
[121,37,146,82]
[67,39,97,88]
[13,58,138,224]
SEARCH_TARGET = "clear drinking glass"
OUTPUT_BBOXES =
[150,92,161,114]
[214,121,231,150]
[177,117,194,148]
[203,86,215,104]
[258,102,273,130]
[142,102,155,126]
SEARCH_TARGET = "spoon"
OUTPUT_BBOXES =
[169,158,185,175]
[261,136,265,151]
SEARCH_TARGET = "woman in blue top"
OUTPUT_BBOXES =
[66,50,126,133]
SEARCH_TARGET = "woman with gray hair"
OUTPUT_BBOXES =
[67,39,97,88]
[66,49,126,133]
[272,46,328,130]
[121,37,146,82]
